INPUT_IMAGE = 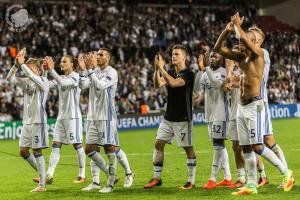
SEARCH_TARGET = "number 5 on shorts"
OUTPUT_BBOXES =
[70,133,74,140]
[249,129,255,138]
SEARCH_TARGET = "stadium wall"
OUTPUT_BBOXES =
[257,0,300,28]
[0,104,299,140]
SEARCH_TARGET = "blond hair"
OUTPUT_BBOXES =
[25,58,43,74]
[248,26,265,41]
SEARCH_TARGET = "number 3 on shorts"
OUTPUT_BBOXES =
[34,136,39,143]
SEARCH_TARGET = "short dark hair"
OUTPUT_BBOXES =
[99,47,112,62]
[64,55,79,71]
[172,44,188,56]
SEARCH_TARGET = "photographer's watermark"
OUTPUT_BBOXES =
[6,4,29,32]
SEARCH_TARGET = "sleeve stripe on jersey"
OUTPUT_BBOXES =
[71,77,77,83]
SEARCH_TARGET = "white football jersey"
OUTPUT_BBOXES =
[79,66,118,121]
[49,69,82,120]
[261,48,271,103]
[200,66,228,122]
[7,64,49,124]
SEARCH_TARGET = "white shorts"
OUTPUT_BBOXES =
[156,119,193,147]
[86,120,119,146]
[19,124,49,149]
[237,99,265,146]
[264,102,273,135]
[53,119,83,144]
[228,120,239,141]
[208,121,227,140]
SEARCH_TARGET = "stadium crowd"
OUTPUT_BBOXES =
[0,1,299,121]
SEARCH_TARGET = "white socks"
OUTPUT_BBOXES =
[88,151,109,176]
[221,147,231,180]
[187,159,196,184]
[47,147,60,177]
[271,144,288,168]
[107,153,117,186]
[244,151,257,185]
[116,149,132,175]
[90,160,100,184]
[34,154,46,187]
[24,154,38,171]
[210,146,223,181]
[259,147,287,174]
[75,146,86,178]
[237,168,246,183]
[153,149,164,179]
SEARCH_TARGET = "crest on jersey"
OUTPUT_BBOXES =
[6,4,29,32]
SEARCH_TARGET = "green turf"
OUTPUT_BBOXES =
[0,118,299,200]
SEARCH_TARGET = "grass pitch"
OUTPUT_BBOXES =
[0,118,299,200]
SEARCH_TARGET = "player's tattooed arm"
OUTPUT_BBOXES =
[213,22,245,62]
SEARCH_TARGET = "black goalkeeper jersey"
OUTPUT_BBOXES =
[164,67,195,122]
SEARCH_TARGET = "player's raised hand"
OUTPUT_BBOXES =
[231,12,244,26]
[90,51,97,68]
[84,54,91,70]
[77,53,86,71]
[15,48,26,65]
[154,53,165,70]
[44,56,54,70]
[224,82,233,91]
[225,22,234,32]
[198,54,206,71]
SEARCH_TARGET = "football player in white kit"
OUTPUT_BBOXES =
[200,52,233,189]
[6,48,50,192]
[214,13,293,195]
[79,49,133,193]
[249,26,291,188]
[224,45,245,189]
[32,55,86,184]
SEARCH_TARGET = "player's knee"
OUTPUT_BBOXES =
[232,141,241,153]
[241,145,252,153]
[19,149,30,158]
[212,139,224,147]
[33,149,42,155]
[252,144,264,154]
[155,140,165,150]
[104,145,116,154]
[184,146,196,159]
[52,142,62,149]
[73,143,83,150]
[85,145,95,155]
[264,135,275,148]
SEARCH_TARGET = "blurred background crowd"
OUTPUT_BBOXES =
[0,0,299,121]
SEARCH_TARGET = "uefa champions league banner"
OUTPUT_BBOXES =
[0,104,299,140]
[268,104,300,119]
